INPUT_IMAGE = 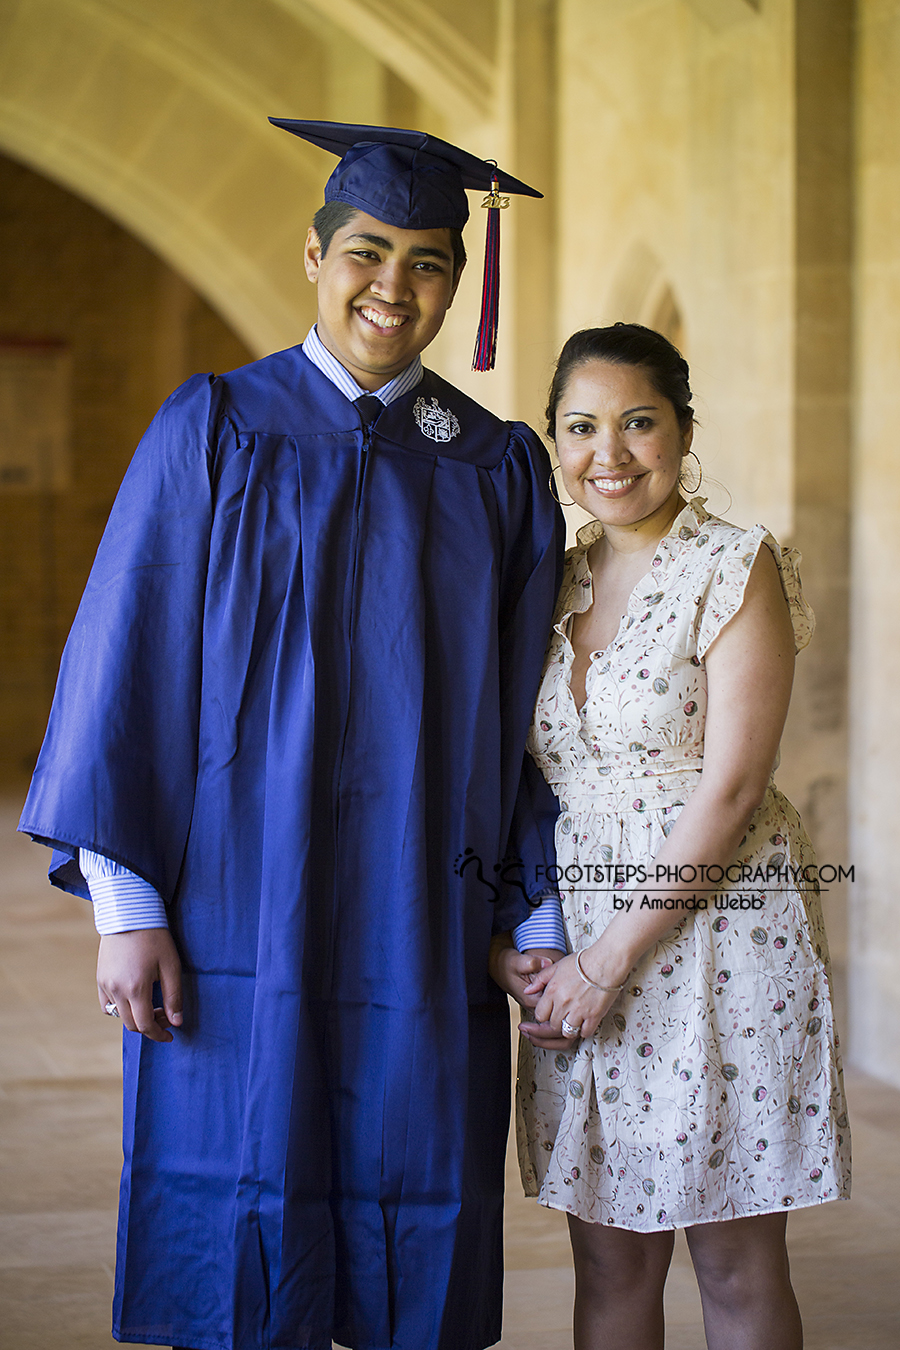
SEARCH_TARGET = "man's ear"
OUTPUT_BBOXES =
[304,227,322,283]
[447,257,466,310]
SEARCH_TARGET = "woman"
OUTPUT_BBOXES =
[505,325,850,1350]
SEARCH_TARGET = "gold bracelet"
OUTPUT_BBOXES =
[576,949,626,992]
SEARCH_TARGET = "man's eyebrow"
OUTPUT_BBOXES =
[348,232,395,250]
[409,245,452,261]
[346,233,451,262]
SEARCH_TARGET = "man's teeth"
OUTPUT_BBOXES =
[360,308,407,329]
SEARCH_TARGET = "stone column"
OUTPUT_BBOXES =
[778,0,854,987]
[849,0,900,1086]
[497,0,558,431]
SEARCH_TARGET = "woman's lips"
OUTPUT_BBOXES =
[586,474,642,497]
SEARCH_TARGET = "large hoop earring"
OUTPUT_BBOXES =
[549,463,576,508]
[679,448,703,494]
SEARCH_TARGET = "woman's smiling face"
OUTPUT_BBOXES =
[555,359,693,530]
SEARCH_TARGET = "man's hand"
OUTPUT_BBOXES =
[489,934,566,1005]
[97,928,183,1042]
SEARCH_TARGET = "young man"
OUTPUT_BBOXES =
[21,122,564,1350]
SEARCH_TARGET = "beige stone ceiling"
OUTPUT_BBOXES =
[0,0,499,355]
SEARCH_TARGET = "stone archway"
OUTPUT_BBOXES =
[0,0,493,358]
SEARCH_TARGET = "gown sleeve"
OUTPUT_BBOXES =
[19,374,222,901]
[696,527,815,661]
[487,423,565,933]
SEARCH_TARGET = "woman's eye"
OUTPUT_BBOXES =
[567,422,594,436]
[626,417,652,430]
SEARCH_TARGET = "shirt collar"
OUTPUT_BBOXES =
[301,325,424,405]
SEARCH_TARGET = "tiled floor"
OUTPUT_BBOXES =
[2,799,899,1350]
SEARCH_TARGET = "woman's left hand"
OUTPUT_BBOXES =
[521,952,623,1043]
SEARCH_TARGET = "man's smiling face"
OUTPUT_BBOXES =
[304,210,464,391]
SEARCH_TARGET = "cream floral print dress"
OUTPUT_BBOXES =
[517,498,850,1231]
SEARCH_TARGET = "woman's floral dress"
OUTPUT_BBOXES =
[516,499,851,1231]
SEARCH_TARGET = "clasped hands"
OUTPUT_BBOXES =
[489,934,626,1052]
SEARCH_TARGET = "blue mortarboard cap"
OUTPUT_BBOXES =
[268,119,541,231]
[269,118,543,370]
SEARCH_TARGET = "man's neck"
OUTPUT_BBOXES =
[302,326,423,405]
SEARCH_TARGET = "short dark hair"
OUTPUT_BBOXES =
[311,200,358,256]
[311,200,467,277]
[545,323,694,438]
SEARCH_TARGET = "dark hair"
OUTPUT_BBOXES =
[545,323,694,438]
[312,200,358,255]
[312,200,467,277]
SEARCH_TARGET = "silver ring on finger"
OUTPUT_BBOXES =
[561,1017,579,1038]
[104,1001,120,1017]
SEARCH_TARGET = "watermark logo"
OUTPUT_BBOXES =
[454,850,854,906]
[454,848,533,904]
[532,862,854,888]
[613,893,767,913]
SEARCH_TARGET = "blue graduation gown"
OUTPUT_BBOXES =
[20,346,562,1350]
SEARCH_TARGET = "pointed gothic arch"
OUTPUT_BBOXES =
[604,239,687,352]
[0,0,493,356]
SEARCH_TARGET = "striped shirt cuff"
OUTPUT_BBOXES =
[79,849,168,935]
[513,896,568,953]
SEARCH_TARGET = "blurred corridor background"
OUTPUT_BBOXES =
[1,1,899,1345]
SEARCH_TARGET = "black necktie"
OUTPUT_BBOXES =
[355,394,384,426]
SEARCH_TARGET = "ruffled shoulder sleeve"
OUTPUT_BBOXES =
[696,522,815,660]
[548,522,602,629]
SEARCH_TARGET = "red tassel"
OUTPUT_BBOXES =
[472,178,504,372]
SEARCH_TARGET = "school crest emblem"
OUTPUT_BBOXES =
[414,396,460,442]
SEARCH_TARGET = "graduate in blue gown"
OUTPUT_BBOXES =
[20,122,565,1350]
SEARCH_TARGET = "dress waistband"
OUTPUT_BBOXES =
[535,747,704,812]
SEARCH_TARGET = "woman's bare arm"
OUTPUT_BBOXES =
[524,545,797,1040]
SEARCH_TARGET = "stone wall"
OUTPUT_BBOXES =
[0,153,251,784]
[1,0,899,1083]
[849,0,900,1084]
[553,0,855,983]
